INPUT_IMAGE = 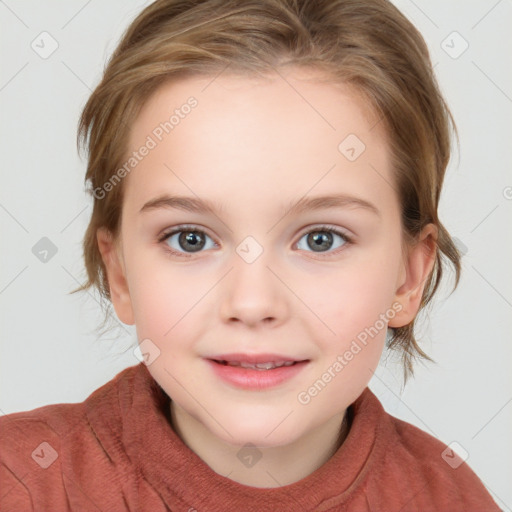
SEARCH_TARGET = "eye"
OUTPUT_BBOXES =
[296,225,352,256]
[158,225,217,257]
[158,224,352,259]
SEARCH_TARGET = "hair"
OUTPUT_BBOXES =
[73,0,461,383]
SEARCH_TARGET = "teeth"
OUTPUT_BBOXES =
[224,360,296,370]
[255,362,277,370]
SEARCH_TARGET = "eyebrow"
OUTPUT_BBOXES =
[139,193,380,217]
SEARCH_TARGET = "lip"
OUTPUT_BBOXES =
[205,355,310,390]
[208,353,305,364]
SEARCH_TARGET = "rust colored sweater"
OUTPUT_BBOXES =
[0,363,500,511]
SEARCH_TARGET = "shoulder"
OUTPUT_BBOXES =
[0,365,137,511]
[374,398,500,511]
[0,399,88,463]
[0,400,86,510]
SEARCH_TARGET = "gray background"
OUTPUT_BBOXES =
[1,0,511,508]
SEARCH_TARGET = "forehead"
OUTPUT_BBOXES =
[123,68,395,214]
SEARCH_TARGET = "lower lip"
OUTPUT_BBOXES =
[206,359,309,390]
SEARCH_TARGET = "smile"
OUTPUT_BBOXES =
[214,360,298,370]
[206,356,310,390]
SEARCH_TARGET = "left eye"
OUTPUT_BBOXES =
[296,227,350,254]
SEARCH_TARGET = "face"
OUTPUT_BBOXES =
[99,67,434,448]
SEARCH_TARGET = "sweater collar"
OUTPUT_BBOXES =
[107,362,382,511]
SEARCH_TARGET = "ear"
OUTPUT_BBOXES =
[388,223,438,328]
[96,227,135,325]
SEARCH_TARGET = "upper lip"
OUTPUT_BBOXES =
[207,353,309,364]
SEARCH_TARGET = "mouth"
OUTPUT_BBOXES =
[207,353,309,370]
[205,354,310,389]
[211,359,301,370]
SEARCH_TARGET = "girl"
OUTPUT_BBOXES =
[0,0,502,510]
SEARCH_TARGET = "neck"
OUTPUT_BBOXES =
[168,402,351,488]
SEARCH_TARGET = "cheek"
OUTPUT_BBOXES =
[312,246,400,353]
[133,282,203,341]
[331,255,398,305]
[305,267,395,407]
[124,247,208,342]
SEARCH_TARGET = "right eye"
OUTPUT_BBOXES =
[158,225,217,257]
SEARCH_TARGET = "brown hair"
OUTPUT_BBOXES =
[73,0,461,382]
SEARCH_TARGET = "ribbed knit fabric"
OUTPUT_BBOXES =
[0,362,500,511]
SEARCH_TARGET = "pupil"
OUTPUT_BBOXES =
[180,231,204,252]
[309,231,332,252]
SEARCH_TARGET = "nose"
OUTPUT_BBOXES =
[219,249,289,328]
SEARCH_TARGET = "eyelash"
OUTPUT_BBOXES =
[157,224,353,259]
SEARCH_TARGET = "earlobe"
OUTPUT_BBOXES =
[96,227,135,325]
[388,224,438,328]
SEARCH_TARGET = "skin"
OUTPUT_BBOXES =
[97,67,437,488]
